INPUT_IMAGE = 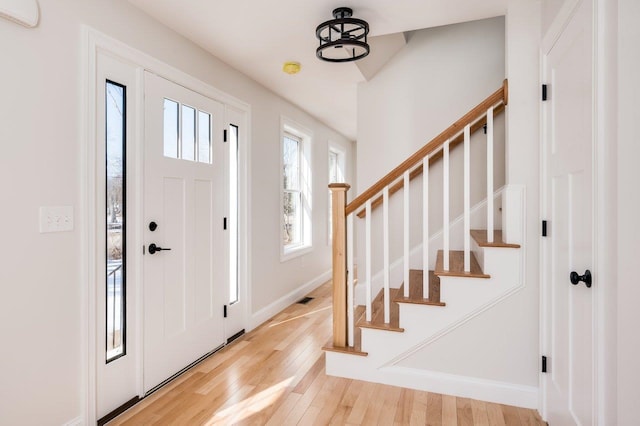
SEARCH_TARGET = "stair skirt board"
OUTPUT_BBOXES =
[351,247,522,361]
[354,187,505,306]
[324,358,538,409]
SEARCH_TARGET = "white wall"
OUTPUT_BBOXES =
[0,1,353,424]
[353,8,541,390]
[617,0,640,423]
[356,17,506,270]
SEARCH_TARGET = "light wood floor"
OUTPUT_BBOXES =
[110,281,546,425]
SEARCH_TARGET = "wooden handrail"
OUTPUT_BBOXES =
[356,102,505,218]
[345,79,508,217]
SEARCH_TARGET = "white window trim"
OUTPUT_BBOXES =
[280,117,313,262]
[327,142,347,245]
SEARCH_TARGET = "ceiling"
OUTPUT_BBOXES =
[128,0,506,140]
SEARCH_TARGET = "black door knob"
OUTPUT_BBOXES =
[570,269,592,288]
[148,243,171,255]
[149,221,158,232]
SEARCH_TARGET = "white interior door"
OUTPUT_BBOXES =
[543,0,595,424]
[143,72,227,393]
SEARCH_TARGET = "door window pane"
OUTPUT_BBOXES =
[181,105,196,161]
[198,111,211,164]
[163,99,179,159]
[106,81,126,362]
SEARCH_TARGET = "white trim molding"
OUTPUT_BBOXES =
[0,0,39,27]
[81,25,252,425]
[249,269,331,330]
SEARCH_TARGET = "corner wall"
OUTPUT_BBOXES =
[355,13,540,391]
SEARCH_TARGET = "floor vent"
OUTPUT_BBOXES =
[297,296,314,305]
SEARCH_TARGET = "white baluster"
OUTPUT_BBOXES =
[422,156,429,297]
[347,213,354,347]
[365,200,372,322]
[464,124,471,272]
[443,140,450,271]
[403,171,410,298]
[383,186,390,324]
[487,107,494,243]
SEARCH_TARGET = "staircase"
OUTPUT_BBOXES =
[323,80,534,407]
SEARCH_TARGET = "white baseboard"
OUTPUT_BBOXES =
[63,416,84,426]
[249,270,331,331]
[325,356,537,409]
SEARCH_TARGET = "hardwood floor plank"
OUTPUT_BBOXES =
[345,380,377,424]
[501,404,523,426]
[442,395,458,426]
[409,390,429,425]
[426,392,443,426]
[264,392,302,426]
[485,402,507,426]
[360,383,386,425]
[107,280,544,426]
[470,399,490,426]
[457,397,474,426]
[394,388,415,425]
[328,379,361,424]
[373,383,402,425]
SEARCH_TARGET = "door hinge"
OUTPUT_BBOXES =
[542,84,548,101]
[542,220,548,237]
[223,217,228,230]
[223,305,228,318]
[223,129,228,142]
[542,355,548,373]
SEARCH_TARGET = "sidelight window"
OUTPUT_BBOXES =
[106,80,126,362]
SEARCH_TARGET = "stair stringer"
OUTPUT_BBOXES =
[325,245,534,407]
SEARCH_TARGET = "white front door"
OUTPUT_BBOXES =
[143,72,227,393]
[542,0,595,424]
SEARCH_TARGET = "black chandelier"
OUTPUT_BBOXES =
[315,7,370,63]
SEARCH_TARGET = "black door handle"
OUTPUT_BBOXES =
[570,269,592,288]
[148,243,171,255]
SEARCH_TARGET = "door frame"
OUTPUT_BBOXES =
[81,26,251,424]
[539,0,617,423]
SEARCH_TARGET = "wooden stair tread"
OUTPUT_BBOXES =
[322,339,368,357]
[394,270,446,306]
[357,287,404,332]
[322,305,367,356]
[471,229,520,248]
[434,250,490,278]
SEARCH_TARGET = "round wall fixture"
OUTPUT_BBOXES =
[282,61,302,75]
[316,7,370,63]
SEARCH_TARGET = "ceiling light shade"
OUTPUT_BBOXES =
[316,7,370,63]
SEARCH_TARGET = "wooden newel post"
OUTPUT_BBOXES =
[329,183,350,347]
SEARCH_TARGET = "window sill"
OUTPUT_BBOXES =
[281,244,312,262]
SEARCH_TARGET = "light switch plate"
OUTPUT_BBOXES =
[40,206,74,233]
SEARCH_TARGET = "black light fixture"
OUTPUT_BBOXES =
[316,7,370,63]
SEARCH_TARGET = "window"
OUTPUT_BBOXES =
[328,145,346,242]
[281,118,312,260]
[229,124,239,304]
[163,99,212,164]
[106,80,126,362]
